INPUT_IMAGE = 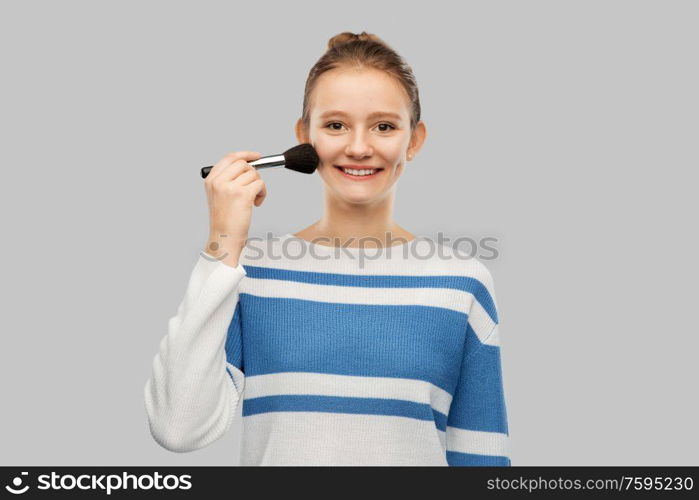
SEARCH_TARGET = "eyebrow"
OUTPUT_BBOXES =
[319,110,403,121]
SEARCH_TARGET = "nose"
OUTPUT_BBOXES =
[344,129,373,159]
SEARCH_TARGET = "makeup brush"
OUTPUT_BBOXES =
[201,143,319,178]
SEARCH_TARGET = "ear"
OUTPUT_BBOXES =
[295,118,309,144]
[407,120,427,159]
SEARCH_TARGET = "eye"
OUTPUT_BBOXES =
[376,123,396,132]
[324,122,396,132]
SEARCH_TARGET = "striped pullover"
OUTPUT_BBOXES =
[144,233,511,466]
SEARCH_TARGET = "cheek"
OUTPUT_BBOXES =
[309,137,343,166]
[377,139,406,161]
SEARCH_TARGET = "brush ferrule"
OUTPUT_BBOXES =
[250,154,285,169]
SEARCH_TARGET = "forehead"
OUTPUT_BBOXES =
[311,67,409,118]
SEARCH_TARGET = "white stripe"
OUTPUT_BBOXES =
[446,426,509,457]
[244,371,453,416]
[484,324,500,346]
[436,428,446,452]
[241,411,449,465]
[468,302,499,345]
[240,278,471,315]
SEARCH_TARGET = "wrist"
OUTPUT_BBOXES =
[207,230,247,248]
[202,242,243,268]
[205,235,243,256]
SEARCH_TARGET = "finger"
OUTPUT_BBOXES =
[210,152,261,182]
[207,151,262,182]
[230,167,259,186]
[254,181,267,206]
[214,160,256,185]
[246,179,266,205]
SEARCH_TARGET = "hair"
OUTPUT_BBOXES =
[300,31,421,135]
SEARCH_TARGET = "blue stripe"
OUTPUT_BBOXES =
[447,342,509,434]
[238,296,467,393]
[432,408,448,432]
[243,265,498,323]
[446,450,511,466]
[242,394,447,430]
[224,301,243,370]
[463,323,484,361]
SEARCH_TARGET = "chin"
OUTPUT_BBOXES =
[339,191,385,205]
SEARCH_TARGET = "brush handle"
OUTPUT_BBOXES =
[200,154,285,178]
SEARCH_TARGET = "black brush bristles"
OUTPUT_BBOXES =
[283,143,319,174]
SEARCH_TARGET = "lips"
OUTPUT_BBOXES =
[334,165,384,180]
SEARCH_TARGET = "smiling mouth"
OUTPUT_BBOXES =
[334,166,385,178]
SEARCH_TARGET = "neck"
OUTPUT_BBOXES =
[298,190,414,248]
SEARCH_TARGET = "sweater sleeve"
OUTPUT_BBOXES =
[144,251,247,453]
[445,269,511,466]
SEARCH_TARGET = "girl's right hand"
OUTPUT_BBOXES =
[203,151,266,263]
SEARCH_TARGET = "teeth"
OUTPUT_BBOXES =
[341,168,377,176]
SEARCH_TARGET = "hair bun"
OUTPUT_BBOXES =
[327,31,385,50]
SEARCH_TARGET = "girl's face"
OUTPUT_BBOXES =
[297,67,425,205]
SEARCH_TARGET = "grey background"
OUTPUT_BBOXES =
[1,0,696,466]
